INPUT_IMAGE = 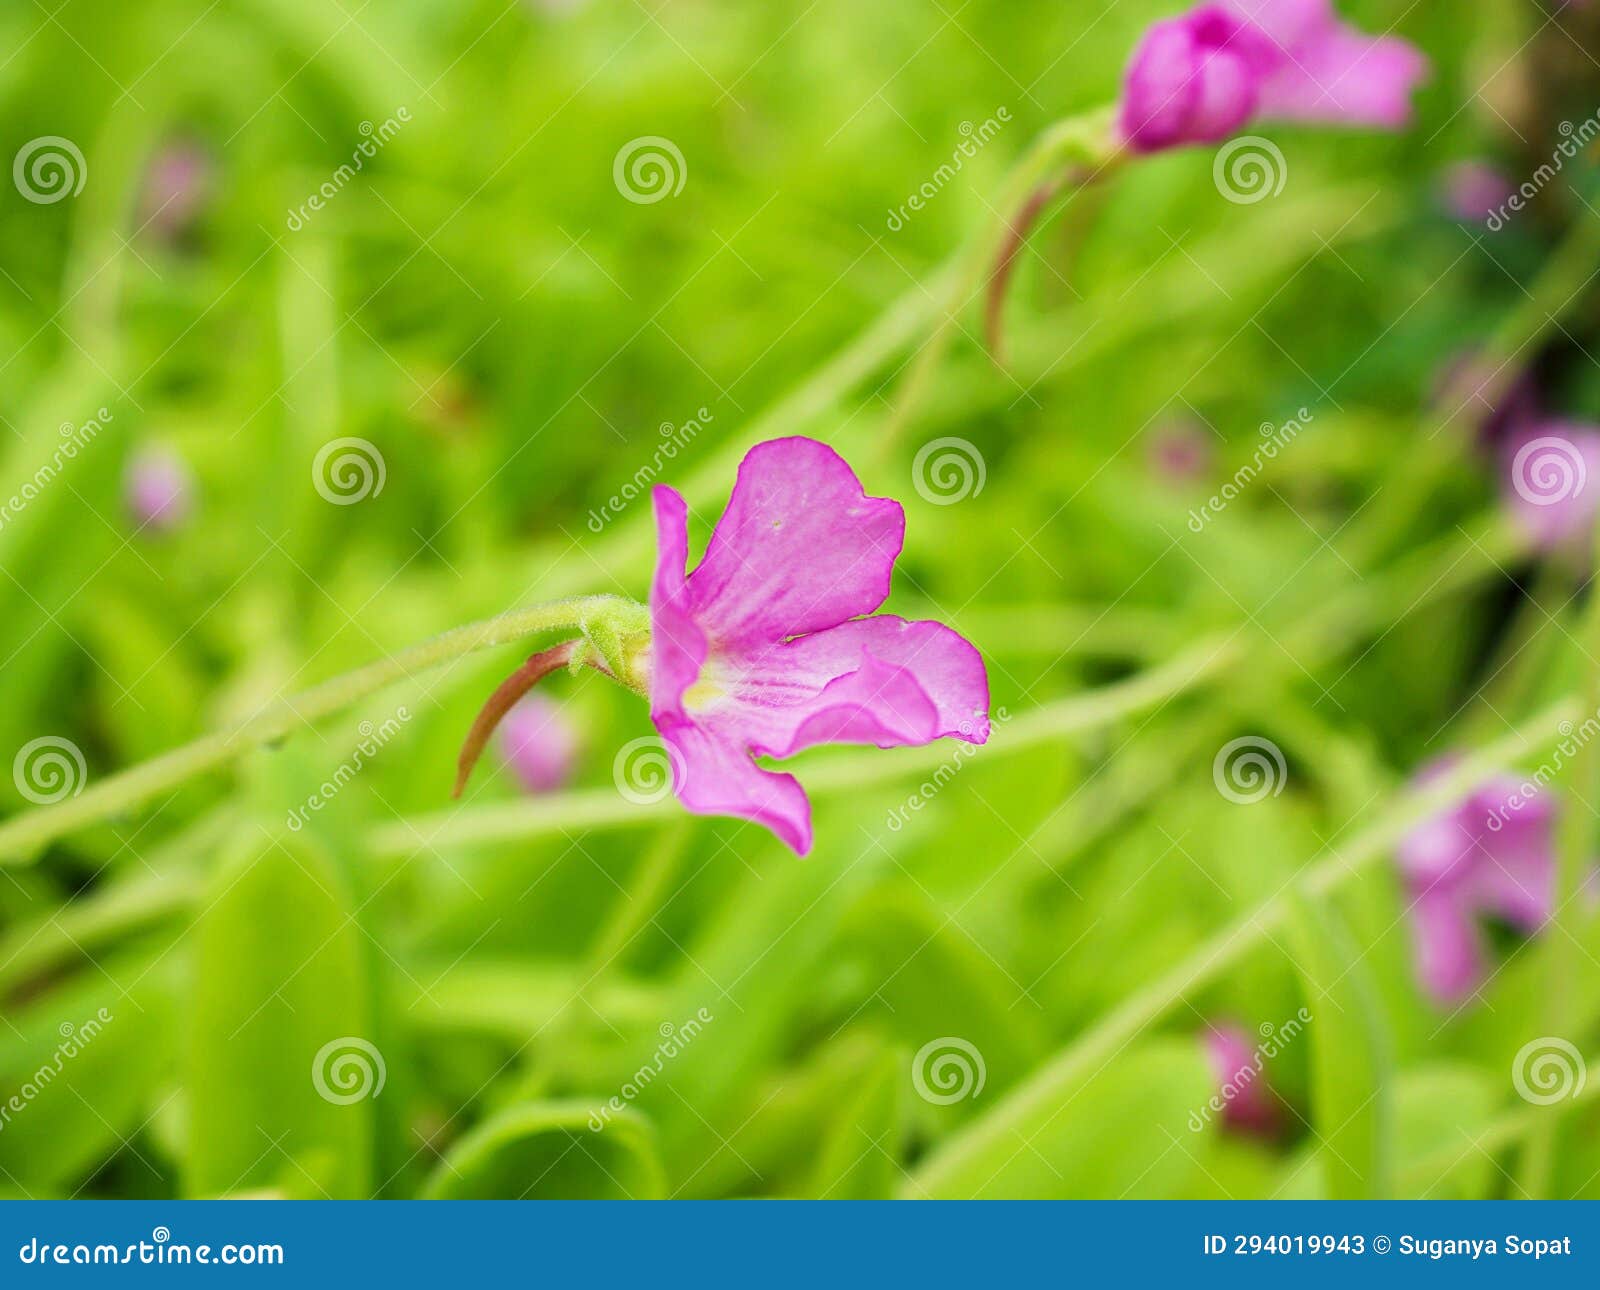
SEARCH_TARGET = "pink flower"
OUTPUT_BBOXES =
[1118,0,1428,153]
[1397,760,1557,1004]
[140,140,211,242]
[1441,161,1513,224]
[497,693,580,793]
[1500,422,1600,552]
[648,437,990,854]
[1148,418,1216,483]
[1204,1023,1278,1134]
[124,447,193,534]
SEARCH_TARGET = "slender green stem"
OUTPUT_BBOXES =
[0,595,639,863]
[904,700,1580,1197]
[876,105,1119,457]
[1518,518,1600,1196]
[1404,1049,1600,1196]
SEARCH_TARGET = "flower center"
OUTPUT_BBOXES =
[682,677,723,712]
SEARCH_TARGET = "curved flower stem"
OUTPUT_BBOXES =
[0,594,641,864]
[904,699,1579,1197]
[452,640,582,798]
[876,105,1120,458]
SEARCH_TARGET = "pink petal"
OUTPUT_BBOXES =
[657,718,813,855]
[731,616,991,755]
[1232,0,1429,128]
[649,485,710,728]
[1409,889,1486,1005]
[1205,1022,1278,1134]
[682,437,906,648]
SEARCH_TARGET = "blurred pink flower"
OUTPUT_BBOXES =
[1397,759,1557,1005]
[1500,422,1600,552]
[124,447,193,534]
[1204,1022,1279,1134]
[497,692,581,793]
[1118,0,1428,153]
[1148,418,1216,483]
[1441,161,1514,223]
[139,140,211,242]
[648,437,990,855]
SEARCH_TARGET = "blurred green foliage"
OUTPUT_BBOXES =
[2,0,1600,1200]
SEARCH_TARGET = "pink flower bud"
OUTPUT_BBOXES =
[124,447,193,535]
